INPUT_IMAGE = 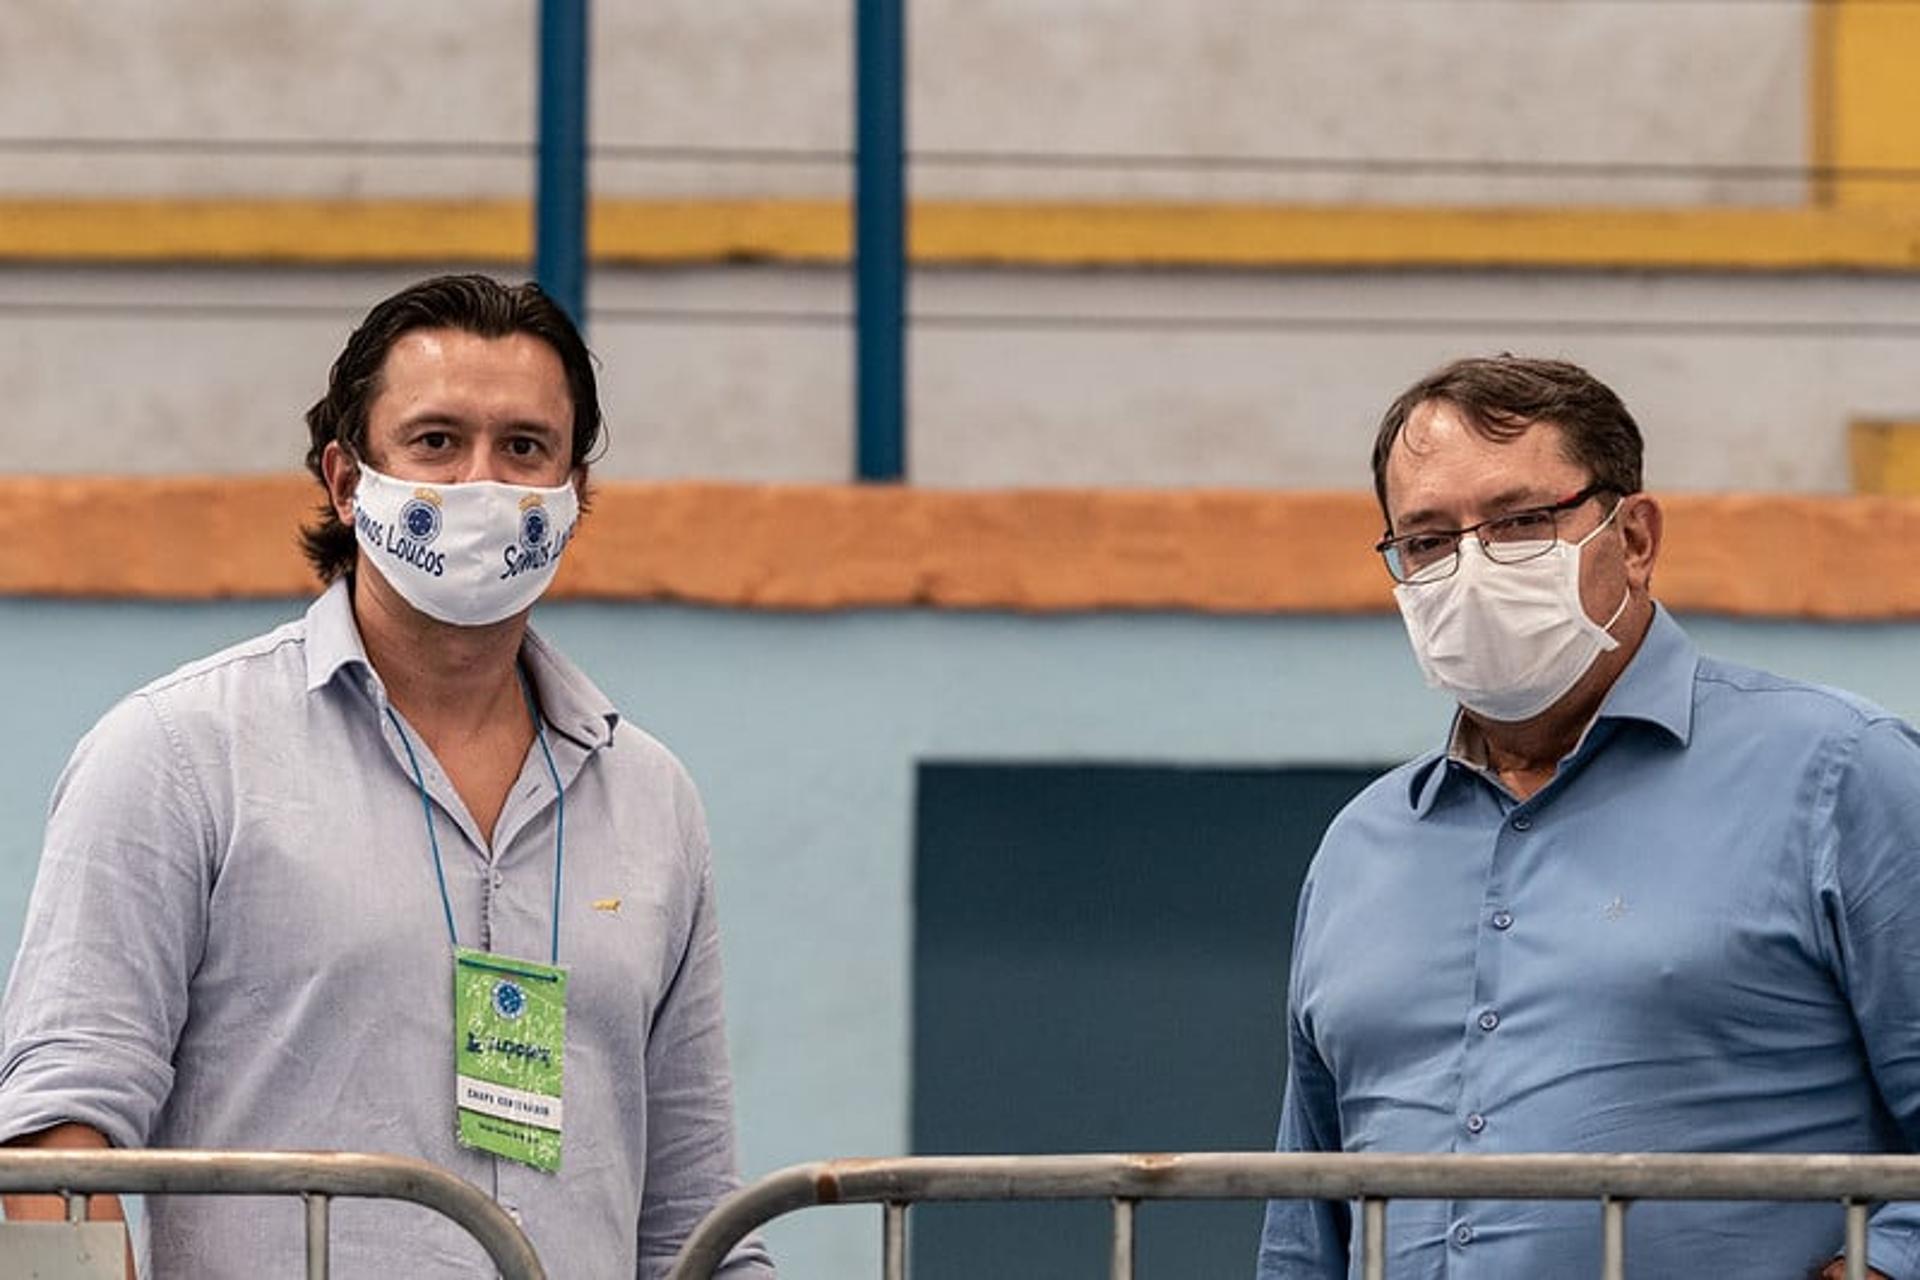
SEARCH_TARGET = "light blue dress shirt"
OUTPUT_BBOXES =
[1259,607,1920,1279]
[0,580,773,1279]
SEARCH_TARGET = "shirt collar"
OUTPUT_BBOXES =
[303,576,620,750]
[303,577,370,695]
[518,626,621,750]
[1405,602,1698,815]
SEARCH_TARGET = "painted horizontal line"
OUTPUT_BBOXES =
[5,137,1912,184]
[14,198,1920,271]
[16,297,1920,339]
[2,476,1917,620]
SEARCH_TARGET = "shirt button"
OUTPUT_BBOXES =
[1478,1010,1500,1032]
[491,870,505,888]
[1465,1112,1487,1135]
[1452,1223,1475,1247]
[1491,910,1514,931]
[1511,815,1533,831]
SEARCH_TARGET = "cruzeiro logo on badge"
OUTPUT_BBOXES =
[492,978,528,1021]
[398,490,444,545]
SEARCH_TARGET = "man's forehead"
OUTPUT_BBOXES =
[1386,402,1584,518]
[1395,402,1573,467]
[366,329,572,416]
[378,325,562,371]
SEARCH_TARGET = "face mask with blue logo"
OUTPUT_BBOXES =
[351,461,580,627]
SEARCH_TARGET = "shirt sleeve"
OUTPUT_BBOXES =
[1257,874,1349,1279]
[1818,716,1920,1280]
[635,788,774,1280]
[0,691,212,1150]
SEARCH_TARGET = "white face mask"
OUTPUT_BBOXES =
[1392,502,1629,723]
[351,461,580,627]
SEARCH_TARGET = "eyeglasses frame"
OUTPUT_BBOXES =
[1375,483,1617,584]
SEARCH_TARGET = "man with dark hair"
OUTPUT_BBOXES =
[1257,355,1920,1279]
[0,274,774,1279]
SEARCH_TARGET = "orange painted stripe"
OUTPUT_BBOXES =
[1,476,1916,620]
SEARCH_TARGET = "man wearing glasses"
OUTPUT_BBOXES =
[1257,356,1920,1280]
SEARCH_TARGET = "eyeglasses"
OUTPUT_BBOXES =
[1376,484,1613,584]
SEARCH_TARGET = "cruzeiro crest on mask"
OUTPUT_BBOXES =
[518,494,552,555]
[400,491,444,546]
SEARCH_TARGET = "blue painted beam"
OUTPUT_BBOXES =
[855,0,907,482]
[536,0,590,329]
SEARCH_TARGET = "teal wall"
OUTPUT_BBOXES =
[5,598,1920,1276]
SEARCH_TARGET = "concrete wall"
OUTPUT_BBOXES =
[4,1,1806,204]
[3,598,1920,1275]
[10,263,1920,492]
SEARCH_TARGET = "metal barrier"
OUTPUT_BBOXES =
[0,1149,546,1280]
[666,1151,1920,1280]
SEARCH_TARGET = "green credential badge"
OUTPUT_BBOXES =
[454,947,567,1172]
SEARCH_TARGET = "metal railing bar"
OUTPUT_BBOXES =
[0,1150,544,1280]
[1360,1197,1386,1280]
[882,1201,906,1280]
[306,1191,330,1280]
[1600,1197,1627,1280]
[1110,1197,1135,1280]
[1846,1200,1869,1280]
[666,1152,1920,1280]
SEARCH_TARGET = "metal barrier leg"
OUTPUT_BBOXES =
[63,1190,83,1224]
[1360,1197,1386,1280]
[306,1192,330,1280]
[883,1201,907,1280]
[1845,1200,1869,1280]
[1601,1197,1628,1280]
[1110,1197,1136,1280]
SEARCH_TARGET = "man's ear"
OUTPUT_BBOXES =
[321,441,359,526]
[1620,492,1662,592]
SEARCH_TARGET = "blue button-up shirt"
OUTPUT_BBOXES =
[0,580,773,1279]
[1259,607,1920,1279]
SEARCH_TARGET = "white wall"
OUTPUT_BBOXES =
[3,1,1806,204]
[9,263,1920,492]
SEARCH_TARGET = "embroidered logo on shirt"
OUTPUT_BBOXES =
[591,897,621,914]
[1602,896,1629,921]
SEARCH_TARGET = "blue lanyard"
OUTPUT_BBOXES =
[385,669,567,965]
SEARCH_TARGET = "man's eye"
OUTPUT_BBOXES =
[1403,534,1455,560]
[506,437,544,457]
[415,432,452,451]
[1488,510,1553,540]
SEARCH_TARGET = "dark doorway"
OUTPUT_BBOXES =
[911,763,1382,1280]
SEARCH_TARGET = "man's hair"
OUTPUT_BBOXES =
[1370,355,1644,525]
[299,274,604,582]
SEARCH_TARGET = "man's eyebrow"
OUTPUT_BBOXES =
[394,411,468,431]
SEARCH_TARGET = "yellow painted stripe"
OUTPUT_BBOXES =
[4,476,1920,621]
[17,198,1920,270]
[1815,0,1920,208]
[1,199,532,264]
[1810,0,1840,208]
[1849,420,1920,495]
